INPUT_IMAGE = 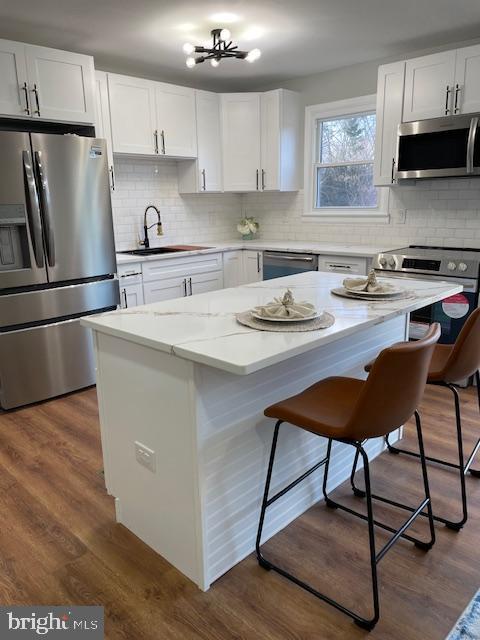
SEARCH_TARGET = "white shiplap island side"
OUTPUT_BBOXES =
[81,272,461,590]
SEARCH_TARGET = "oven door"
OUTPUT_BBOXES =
[378,272,477,344]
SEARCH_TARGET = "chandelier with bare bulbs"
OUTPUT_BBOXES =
[183,28,261,68]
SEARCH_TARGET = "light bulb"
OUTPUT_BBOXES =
[210,58,220,68]
[186,57,196,68]
[246,48,261,63]
[182,42,195,55]
[219,28,231,42]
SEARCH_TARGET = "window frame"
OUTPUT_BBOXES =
[304,95,389,222]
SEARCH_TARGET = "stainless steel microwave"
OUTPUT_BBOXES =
[395,113,480,180]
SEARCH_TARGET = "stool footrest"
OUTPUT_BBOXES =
[266,456,328,508]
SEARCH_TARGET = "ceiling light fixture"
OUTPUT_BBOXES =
[183,28,261,69]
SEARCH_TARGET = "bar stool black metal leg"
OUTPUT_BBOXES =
[355,445,380,630]
[414,411,436,548]
[445,384,468,530]
[256,420,282,570]
[470,371,480,478]
[350,445,366,498]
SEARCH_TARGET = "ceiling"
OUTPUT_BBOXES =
[1,0,480,91]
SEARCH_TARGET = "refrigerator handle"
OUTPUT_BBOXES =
[34,151,55,267]
[22,150,44,269]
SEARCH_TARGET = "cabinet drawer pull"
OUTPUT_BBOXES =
[454,84,461,114]
[22,82,30,115]
[261,169,266,190]
[154,130,159,154]
[328,264,353,270]
[122,288,128,308]
[182,278,187,297]
[188,277,193,296]
[120,271,141,278]
[201,169,206,191]
[391,157,396,183]
[32,84,41,116]
[161,130,166,154]
[256,169,259,191]
[445,85,452,115]
[109,165,115,190]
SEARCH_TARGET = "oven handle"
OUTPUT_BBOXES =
[374,270,477,292]
[467,116,479,174]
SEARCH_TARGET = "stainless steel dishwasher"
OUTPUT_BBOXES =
[262,251,318,280]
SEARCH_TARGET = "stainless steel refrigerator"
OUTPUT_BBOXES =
[0,131,119,409]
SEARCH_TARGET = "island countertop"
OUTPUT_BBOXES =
[82,272,461,375]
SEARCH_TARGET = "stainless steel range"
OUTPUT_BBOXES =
[373,245,480,346]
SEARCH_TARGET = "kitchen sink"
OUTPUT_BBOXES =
[118,245,211,257]
[118,247,185,256]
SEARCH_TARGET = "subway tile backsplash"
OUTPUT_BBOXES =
[111,158,480,251]
[242,178,480,248]
[111,158,241,250]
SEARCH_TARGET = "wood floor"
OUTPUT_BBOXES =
[0,384,479,639]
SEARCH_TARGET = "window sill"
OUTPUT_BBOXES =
[303,210,390,223]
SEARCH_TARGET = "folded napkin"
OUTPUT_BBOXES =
[343,269,395,294]
[254,289,316,319]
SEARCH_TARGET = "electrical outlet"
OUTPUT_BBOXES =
[134,441,156,473]
[396,209,406,224]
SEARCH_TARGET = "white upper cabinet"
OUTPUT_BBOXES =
[221,93,262,192]
[403,51,456,121]
[94,71,115,190]
[0,39,29,117]
[108,74,196,158]
[25,45,95,123]
[260,89,301,192]
[374,61,405,186]
[454,44,480,115]
[154,83,197,158]
[221,90,301,193]
[0,38,95,123]
[178,90,222,193]
[108,74,157,155]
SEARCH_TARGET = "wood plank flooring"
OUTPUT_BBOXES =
[0,384,479,639]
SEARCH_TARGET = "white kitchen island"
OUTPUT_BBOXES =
[81,272,461,591]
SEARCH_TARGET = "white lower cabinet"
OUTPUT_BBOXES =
[243,250,263,283]
[317,255,367,276]
[189,271,223,295]
[223,251,244,288]
[118,263,144,309]
[143,276,187,303]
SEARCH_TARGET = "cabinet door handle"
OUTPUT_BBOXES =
[257,252,261,273]
[454,84,461,114]
[391,157,396,184]
[154,130,159,154]
[445,85,452,115]
[256,169,259,191]
[122,288,128,308]
[161,130,166,154]
[182,278,187,296]
[109,166,115,190]
[189,277,193,296]
[32,84,41,116]
[201,169,206,191]
[261,169,266,190]
[22,82,30,115]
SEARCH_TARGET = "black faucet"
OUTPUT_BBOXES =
[140,205,162,249]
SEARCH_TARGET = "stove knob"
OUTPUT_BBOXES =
[447,261,457,271]
[458,262,468,272]
[378,257,387,267]
[387,256,396,267]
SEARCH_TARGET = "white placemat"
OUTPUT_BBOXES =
[236,310,335,332]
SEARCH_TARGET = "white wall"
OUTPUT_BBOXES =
[111,158,241,250]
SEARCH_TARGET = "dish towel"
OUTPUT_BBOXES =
[254,289,316,319]
[343,269,396,294]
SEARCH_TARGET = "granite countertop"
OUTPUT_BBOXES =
[115,240,401,265]
[82,271,461,375]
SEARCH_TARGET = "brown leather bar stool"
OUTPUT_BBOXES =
[256,324,440,631]
[359,308,480,531]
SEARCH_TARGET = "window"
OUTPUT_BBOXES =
[304,95,388,220]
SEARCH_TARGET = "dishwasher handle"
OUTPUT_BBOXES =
[264,252,316,263]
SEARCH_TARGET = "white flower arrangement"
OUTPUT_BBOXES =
[237,217,259,238]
